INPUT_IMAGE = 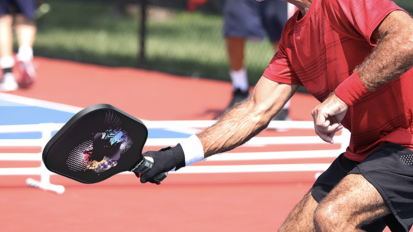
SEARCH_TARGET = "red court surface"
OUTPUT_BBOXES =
[0,57,392,232]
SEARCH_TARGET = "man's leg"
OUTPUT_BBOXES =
[15,14,36,52]
[279,191,319,232]
[279,152,390,232]
[0,14,13,58]
[222,0,264,112]
[14,14,36,88]
[0,14,18,91]
[227,37,245,72]
[225,37,250,110]
[279,174,390,232]
[314,174,391,231]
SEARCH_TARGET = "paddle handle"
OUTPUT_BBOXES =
[132,156,168,183]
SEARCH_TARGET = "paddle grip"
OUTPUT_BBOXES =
[132,156,168,183]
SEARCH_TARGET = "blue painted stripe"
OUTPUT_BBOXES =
[0,132,42,139]
[0,103,191,139]
[0,106,74,125]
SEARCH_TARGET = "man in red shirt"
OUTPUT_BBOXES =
[138,0,413,230]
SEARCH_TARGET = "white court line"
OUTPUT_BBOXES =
[0,93,82,113]
[0,153,41,161]
[144,136,339,146]
[0,163,330,175]
[206,150,341,161]
[172,163,330,174]
[0,136,338,147]
[0,167,43,175]
[0,150,341,162]
[142,120,315,130]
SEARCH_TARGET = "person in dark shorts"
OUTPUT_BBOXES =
[0,0,37,91]
[223,0,291,121]
[138,0,413,230]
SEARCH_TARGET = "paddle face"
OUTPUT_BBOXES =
[43,104,147,184]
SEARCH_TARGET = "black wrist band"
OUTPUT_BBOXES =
[171,144,186,171]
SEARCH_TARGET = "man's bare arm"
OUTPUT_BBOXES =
[358,10,413,91]
[198,77,300,157]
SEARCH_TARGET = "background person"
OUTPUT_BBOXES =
[223,0,291,120]
[0,0,37,91]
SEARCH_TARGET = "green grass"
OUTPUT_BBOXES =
[34,1,140,67]
[394,0,413,12]
[32,0,412,88]
[33,0,274,85]
[145,10,275,81]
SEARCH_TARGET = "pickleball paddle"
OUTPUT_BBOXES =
[42,104,167,184]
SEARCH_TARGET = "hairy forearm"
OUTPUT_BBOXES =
[197,101,269,158]
[357,12,413,91]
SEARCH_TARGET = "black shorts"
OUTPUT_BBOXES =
[0,0,37,19]
[312,143,413,232]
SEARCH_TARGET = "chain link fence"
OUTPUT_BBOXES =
[31,0,413,86]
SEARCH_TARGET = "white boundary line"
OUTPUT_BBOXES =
[0,136,340,147]
[0,167,43,175]
[172,163,330,174]
[0,163,330,175]
[142,120,316,130]
[144,136,342,146]
[0,93,82,113]
[0,150,341,162]
[206,150,341,161]
[0,153,41,161]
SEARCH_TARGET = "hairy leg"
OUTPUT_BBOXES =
[226,37,245,71]
[271,41,279,53]
[15,14,36,48]
[314,174,391,232]
[279,191,318,232]
[0,14,13,57]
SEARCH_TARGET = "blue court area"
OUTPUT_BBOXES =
[0,97,191,139]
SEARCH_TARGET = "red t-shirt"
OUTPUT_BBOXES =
[263,0,413,162]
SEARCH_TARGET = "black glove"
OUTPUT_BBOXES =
[136,144,185,184]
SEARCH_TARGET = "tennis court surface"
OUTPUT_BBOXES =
[1,57,390,232]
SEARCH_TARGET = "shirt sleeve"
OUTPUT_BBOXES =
[263,40,302,85]
[323,0,404,45]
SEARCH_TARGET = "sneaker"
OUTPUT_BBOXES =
[226,88,250,110]
[0,73,18,91]
[17,59,36,88]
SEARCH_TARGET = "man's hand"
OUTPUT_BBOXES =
[311,93,348,144]
[136,145,185,184]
